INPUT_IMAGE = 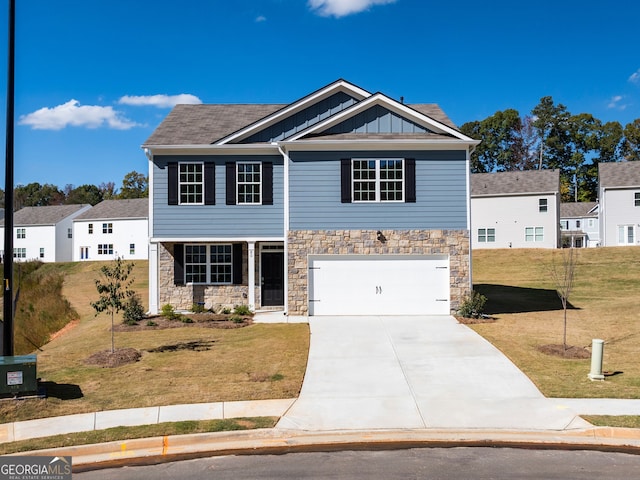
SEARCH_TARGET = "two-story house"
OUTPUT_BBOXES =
[72,198,149,261]
[470,169,560,249]
[559,202,599,247]
[0,204,92,262]
[143,80,478,316]
[598,161,640,247]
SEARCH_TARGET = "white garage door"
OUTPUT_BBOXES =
[308,255,450,316]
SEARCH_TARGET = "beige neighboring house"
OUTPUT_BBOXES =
[471,169,561,249]
[598,161,640,247]
[72,198,149,261]
[559,202,599,248]
[0,204,92,262]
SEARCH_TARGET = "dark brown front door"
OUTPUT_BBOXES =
[261,251,284,306]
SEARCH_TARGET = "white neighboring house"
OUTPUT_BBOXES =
[0,204,92,262]
[559,202,599,247]
[72,198,149,261]
[470,169,561,249]
[599,161,640,247]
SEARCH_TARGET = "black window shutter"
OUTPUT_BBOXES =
[405,158,416,203]
[232,243,243,285]
[262,162,273,205]
[340,158,352,203]
[174,244,184,285]
[168,163,178,205]
[204,163,215,205]
[226,163,236,205]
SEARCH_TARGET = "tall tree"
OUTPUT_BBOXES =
[99,182,118,200]
[14,182,63,209]
[64,184,103,205]
[118,171,148,199]
[622,119,640,161]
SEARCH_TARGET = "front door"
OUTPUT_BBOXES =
[261,251,284,306]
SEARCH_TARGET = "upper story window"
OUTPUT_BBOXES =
[16,228,25,239]
[102,223,113,234]
[635,192,640,207]
[341,158,415,204]
[179,162,204,205]
[88,223,93,234]
[352,159,404,202]
[576,220,581,228]
[237,162,261,204]
[478,228,495,243]
[525,226,544,242]
[539,198,548,212]
[67,228,73,239]
[560,220,568,230]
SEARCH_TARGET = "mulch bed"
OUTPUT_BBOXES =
[112,313,253,331]
[537,344,591,359]
[456,315,497,325]
[84,348,142,368]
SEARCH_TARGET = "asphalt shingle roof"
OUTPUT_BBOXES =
[598,161,640,188]
[74,198,148,221]
[560,202,598,218]
[471,169,560,196]
[14,204,90,226]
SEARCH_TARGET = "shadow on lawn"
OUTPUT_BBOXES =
[474,284,576,315]
[38,381,83,400]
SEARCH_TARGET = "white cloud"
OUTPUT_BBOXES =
[255,15,267,22]
[118,94,202,108]
[18,100,140,130]
[629,69,640,84]
[308,0,397,18]
[607,95,628,110]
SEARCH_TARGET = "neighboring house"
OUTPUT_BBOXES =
[470,169,561,249]
[0,204,91,262]
[559,202,599,248]
[142,79,478,316]
[72,198,149,261]
[599,161,640,247]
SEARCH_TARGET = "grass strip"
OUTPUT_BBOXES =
[581,416,640,429]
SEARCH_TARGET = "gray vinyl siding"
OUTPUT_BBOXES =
[152,155,284,238]
[289,151,467,230]
[242,92,358,143]
[324,105,432,135]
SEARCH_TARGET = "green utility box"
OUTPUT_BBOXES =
[0,354,38,397]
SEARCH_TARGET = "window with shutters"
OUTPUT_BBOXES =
[179,162,204,205]
[237,162,261,204]
[352,158,404,202]
[184,244,233,284]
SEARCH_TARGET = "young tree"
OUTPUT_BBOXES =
[91,257,136,353]
[550,248,578,351]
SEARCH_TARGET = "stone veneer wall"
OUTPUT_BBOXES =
[287,229,470,316]
[158,242,251,311]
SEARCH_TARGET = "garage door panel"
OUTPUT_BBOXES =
[309,255,450,316]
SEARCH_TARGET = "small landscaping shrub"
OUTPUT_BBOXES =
[191,303,207,313]
[181,316,194,324]
[458,290,488,319]
[233,305,252,316]
[221,307,232,315]
[230,314,244,324]
[146,320,158,327]
[123,295,146,325]
[161,304,182,321]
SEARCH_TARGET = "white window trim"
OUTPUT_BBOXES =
[525,226,544,242]
[634,192,640,207]
[539,198,548,213]
[352,158,405,203]
[236,161,262,205]
[179,161,205,206]
[478,227,496,243]
[618,225,635,245]
[184,244,234,285]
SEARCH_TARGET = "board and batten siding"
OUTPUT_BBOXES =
[289,150,468,230]
[152,155,284,238]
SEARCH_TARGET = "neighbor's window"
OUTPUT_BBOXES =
[88,223,93,234]
[353,158,404,202]
[98,244,114,255]
[576,220,581,228]
[237,162,261,204]
[102,223,113,234]
[179,162,204,205]
[525,226,544,242]
[635,192,640,207]
[13,248,26,259]
[560,220,568,230]
[40,248,45,258]
[478,228,495,243]
[618,225,635,245]
[539,198,548,212]
[130,243,135,255]
[16,228,25,239]
[184,244,233,284]
[67,228,73,239]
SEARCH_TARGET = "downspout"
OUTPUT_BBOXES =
[275,142,290,315]
[466,145,475,298]
[144,147,159,314]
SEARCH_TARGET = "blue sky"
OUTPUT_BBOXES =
[0,0,638,189]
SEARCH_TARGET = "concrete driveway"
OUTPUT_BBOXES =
[277,316,590,431]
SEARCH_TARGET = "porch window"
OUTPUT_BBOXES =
[184,244,233,284]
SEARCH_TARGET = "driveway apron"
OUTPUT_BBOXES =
[277,316,589,431]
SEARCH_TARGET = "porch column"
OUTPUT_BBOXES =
[248,242,256,311]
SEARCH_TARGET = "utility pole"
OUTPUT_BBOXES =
[3,0,15,356]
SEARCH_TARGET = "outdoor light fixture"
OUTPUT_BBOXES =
[376,230,387,243]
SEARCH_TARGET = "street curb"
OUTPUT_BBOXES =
[15,426,640,472]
